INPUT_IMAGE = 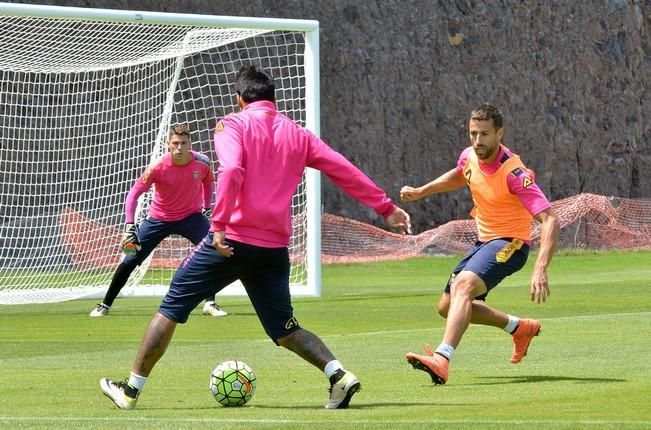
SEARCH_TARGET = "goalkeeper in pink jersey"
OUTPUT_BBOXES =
[100,65,411,410]
[90,124,227,318]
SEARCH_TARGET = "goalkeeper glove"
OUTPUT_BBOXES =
[202,207,213,221]
[120,223,141,256]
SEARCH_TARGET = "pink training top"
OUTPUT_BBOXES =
[212,100,397,248]
[455,146,551,217]
[124,151,214,223]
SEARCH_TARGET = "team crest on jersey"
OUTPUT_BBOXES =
[215,122,225,132]
[284,317,299,330]
[193,169,199,180]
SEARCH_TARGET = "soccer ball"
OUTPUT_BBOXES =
[209,360,256,406]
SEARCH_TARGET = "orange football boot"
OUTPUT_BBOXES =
[510,319,541,364]
[406,348,449,385]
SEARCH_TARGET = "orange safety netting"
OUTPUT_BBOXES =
[60,207,193,270]
[60,193,651,269]
[322,193,651,263]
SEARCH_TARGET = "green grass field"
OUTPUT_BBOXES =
[1,251,650,429]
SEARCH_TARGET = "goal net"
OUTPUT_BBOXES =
[0,4,321,304]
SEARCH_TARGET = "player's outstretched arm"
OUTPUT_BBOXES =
[530,208,560,304]
[400,168,466,202]
[123,181,150,224]
[384,207,412,235]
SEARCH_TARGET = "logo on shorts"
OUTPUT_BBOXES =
[284,317,299,330]
[496,239,524,263]
[215,122,225,132]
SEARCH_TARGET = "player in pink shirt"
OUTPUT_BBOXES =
[90,124,227,318]
[100,65,411,411]
[400,103,559,385]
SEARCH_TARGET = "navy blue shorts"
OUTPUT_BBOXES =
[159,235,299,343]
[123,213,209,266]
[444,238,529,300]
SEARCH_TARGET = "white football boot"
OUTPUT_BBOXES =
[202,301,228,317]
[100,378,139,410]
[325,370,361,409]
[89,303,110,317]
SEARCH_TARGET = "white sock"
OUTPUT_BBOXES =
[435,343,455,361]
[324,360,343,378]
[503,315,520,334]
[128,372,147,391]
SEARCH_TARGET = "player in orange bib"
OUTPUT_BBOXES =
[400,103,560,385]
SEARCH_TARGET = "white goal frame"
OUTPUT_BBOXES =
[0,3,322,303]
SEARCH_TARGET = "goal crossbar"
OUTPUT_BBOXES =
[0,2,319,31]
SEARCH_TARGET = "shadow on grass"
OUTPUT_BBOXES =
[349,401,472,409]
[94,310,261,318]
[249,401,463,409]
[469,375,626,385]
[134,402,452,411]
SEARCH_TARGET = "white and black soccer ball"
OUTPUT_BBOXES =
[209,360,256,406]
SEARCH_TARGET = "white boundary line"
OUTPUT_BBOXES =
[319,310,651,339]
[1,311,648,345]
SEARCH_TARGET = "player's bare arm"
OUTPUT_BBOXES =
[400,168,466,202]
[530,208,560,304]
[384,207,412,234]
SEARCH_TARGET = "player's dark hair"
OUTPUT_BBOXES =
[471,103,503,129]
[169,123,190,139]
[234,64,275,103]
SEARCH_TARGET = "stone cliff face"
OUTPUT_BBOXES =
[20,0,650,230]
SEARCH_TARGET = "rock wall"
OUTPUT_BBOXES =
[11,0,650,231]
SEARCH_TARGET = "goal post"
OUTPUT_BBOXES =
[0,3,322,304]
